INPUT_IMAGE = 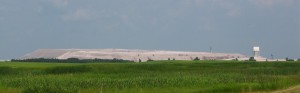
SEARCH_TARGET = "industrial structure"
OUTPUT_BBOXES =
[251,46,267,61]
[253,46,260,57]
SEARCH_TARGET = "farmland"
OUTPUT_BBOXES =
[0,61,300,93]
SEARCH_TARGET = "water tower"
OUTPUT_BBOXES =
[253,46,260,57]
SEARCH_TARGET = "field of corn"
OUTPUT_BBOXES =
[0,60,300,93]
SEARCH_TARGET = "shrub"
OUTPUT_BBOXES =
[286,57,294,61]
[0,66,17,75]
[147,58,154,62]
[23,84,78,93]
[194,57,200,61]
[45,65,92,74]
[249,57,256,61]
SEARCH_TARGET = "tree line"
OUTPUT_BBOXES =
[11,58,133,63]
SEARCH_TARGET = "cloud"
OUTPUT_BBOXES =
[61,8,92,21]
[248,0,294,8]
[53,0,68,7]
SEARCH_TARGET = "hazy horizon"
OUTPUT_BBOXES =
[0,0,299,59]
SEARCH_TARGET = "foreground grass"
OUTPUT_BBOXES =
[0,61,300,93]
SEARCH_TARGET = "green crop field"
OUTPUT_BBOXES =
[0,60,300,93]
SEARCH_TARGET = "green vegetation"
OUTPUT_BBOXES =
[194,57,200,60]
[11,58,132,63]
[285,57,295,61]
[0,60,300,93]
[249,57,256,61]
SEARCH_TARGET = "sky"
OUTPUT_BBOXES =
[0,0,299,59]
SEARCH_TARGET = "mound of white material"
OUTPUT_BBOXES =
[21,49,247,62]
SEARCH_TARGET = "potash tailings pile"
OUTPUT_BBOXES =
[21,49,247,62]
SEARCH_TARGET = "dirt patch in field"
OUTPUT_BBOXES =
[272,85,300,93]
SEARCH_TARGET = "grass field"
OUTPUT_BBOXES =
[0,60,300,93]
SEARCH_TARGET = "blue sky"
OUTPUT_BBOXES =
[0,0,299,59]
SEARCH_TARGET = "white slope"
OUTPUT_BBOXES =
[21,49,247,62]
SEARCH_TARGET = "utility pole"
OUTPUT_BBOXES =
[271,54,274,60]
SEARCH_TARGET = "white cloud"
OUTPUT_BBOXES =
[61,8,92,21]
[248,0,294,8]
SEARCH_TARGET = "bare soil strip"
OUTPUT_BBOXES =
[272,85,300,93]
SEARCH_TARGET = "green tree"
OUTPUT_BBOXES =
[249,57,256,61]
[194,57,200,61]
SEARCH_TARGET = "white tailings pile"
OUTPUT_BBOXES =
[21,49,247,62]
